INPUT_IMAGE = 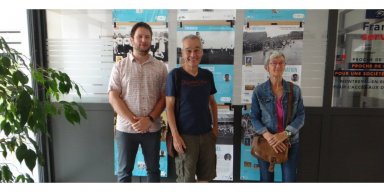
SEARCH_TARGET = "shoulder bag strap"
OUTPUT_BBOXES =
[174,68,182,126]
[285,82,294,127]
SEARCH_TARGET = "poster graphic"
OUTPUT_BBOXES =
[241,10,306,104]
[112,10,169,65]
[112,25,169,65]
[214,106,234,181]
[200,65,233,104]
[113,9,168,23]
[177,9,235,21]
[177,25,234,104]
[245,10,306,21]
[240,107,282,181]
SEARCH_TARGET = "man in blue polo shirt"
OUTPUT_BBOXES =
[165,34,218,182]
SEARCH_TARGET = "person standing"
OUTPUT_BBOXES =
[250,51,305,182]
[166,34,218,182]
[108,22,168,182]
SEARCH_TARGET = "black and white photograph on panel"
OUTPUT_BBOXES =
[113,26,169,64]
[243,24,304,66]
[177,30,234,65]
[217,107,234,144]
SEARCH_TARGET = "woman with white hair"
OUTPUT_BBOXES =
[250,51,305,182]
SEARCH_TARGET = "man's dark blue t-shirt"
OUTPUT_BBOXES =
[165,67,217,135]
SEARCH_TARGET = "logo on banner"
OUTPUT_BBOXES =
[366,10,384,19]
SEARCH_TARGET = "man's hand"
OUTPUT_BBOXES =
[173,133,186,154]
[132,116,152,133]
[212,125,219,138]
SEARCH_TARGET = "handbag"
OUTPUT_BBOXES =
[166,68,181,158]
[251,135,290,172]
[251,82,294,172]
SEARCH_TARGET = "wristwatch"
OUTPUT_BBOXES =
[285,130,292,138]
[147,115,154,122]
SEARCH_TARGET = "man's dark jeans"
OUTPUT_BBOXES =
[116,130,161,182]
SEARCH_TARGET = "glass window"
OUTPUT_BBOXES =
[332,10,384,108]
[46,10,114,103]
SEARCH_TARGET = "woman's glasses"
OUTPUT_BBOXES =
[269,62,286,67]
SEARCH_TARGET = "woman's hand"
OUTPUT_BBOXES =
[272,142,288,153]
[264,132,288,153]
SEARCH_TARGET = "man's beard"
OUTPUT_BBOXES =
[134,46,150,55]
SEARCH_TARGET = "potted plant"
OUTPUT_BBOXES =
[0,36,87,182]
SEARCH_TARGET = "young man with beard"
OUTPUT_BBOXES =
[108,22,168,182]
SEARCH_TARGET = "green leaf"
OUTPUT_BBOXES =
[73,110,80,123]
[33,102,47,133]
[1,57,11,68]
[59,81,71,93]
[64,106,75,125]
[6,137,17,152]
[0,57,11,75]
[25,149,37,172]
[16,90,32,127]
[25,85,34,95]
[16,143,28,163]
[32,70,44,83]
[44,102,57,115]
[63,104,81,125]
[6,112,15,122]
[25,173,34,183]
[48,80,58,93]
[27,110,37,129]
[73,102,87,119]
[27,136,39,151]
[74,84,81,98]
[15,175,26,183]
[55,71,63,81]
[1,165,13,182]
[12,70,29,85]
[1,143,7,158]
[1,121,12,136]
[0,58,11,76]
[2,150,6,159]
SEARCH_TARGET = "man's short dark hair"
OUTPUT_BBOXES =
[130,22,153,38]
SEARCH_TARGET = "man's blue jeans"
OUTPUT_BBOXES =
[115,130,161,182]
[258,142,300,182]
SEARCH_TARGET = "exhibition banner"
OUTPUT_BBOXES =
[240,107,282,181]
[215,106,234,181]
[241,9,306,104]
[177,25,235,104]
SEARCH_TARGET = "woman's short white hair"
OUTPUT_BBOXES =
[264,51,286,66]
